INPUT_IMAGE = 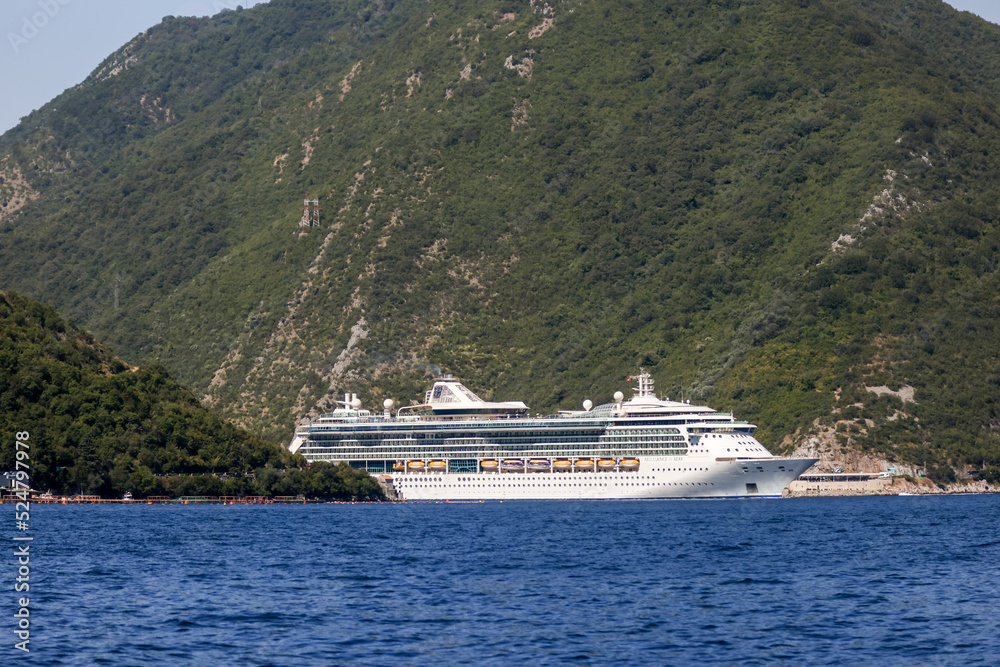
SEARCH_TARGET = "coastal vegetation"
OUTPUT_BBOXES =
[0,292,383,500]
[1,0,1000,482]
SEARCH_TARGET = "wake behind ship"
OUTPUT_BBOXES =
[290,371,818,500]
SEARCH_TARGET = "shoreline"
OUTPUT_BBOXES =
[8,477,998,504]
[0,494,388,505]
[784,476,998,498]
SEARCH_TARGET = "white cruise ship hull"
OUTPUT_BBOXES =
[389,456,817,501]
[296,372,819,501]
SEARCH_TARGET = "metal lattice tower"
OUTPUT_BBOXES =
[300,199,311,227]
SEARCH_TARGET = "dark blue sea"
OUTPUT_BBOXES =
[16,495,1000,665]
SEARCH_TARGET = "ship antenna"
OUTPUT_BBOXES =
[635,368,654,398]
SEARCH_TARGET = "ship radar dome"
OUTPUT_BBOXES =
[583,399,593,411]
[613,391,624,402]
[383,398,394,409]
[351,397,362,409]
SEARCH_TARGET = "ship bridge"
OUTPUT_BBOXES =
[396,375,529,419]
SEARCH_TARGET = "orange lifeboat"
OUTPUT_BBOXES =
[428,460,447,472]
[407,460,426,472]
[574,458,595,471]
[597,458,617,470]
[481,459,499,473]
[619,458,640,471]
[553,459,572,472]
[392,461,405,472]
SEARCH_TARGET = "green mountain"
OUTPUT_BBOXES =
[2,0,1000,482]
[0,291,383,499]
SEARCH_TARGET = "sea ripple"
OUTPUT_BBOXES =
[25,495,1000,665]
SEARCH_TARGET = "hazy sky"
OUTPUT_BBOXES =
[0,0,268,135]
[0,0,997,136]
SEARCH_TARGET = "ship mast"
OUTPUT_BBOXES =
[628,368,655,398]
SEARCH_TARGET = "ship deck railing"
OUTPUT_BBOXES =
[308,414,747,432]
[301,446,688,460]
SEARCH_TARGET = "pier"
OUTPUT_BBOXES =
[786,472,894,496]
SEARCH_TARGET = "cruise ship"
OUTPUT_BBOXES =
[290,371,818,500]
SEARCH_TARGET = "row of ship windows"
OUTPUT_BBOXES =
[302,441,687,456]
[304,451,687,460]
[454,474,662,482]
[688,427,751,434]
[397,481,717,488]
[312,417,749,432]
[313,428,684,442]
[435,470,709,479]
[601,438,685,443]
[310,438,687,447]
[390,469,711,479]
[313,427,685,436]
[612,429,682,435]
[406,474,705,483]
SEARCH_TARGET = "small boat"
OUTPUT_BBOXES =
[392,461,405,472]
[428,460,447,472]
[527,458,551,472]
[407,460,425,471]
[122,491,134,501]
[597,459,617,470]
[501,458,525,472]
[619,458,640,471]
[481,459,499,472]
[552,459,572,472]
[573,458,595,471]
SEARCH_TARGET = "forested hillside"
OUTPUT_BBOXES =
[0,291,382,499]
[2,0,1000,481]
